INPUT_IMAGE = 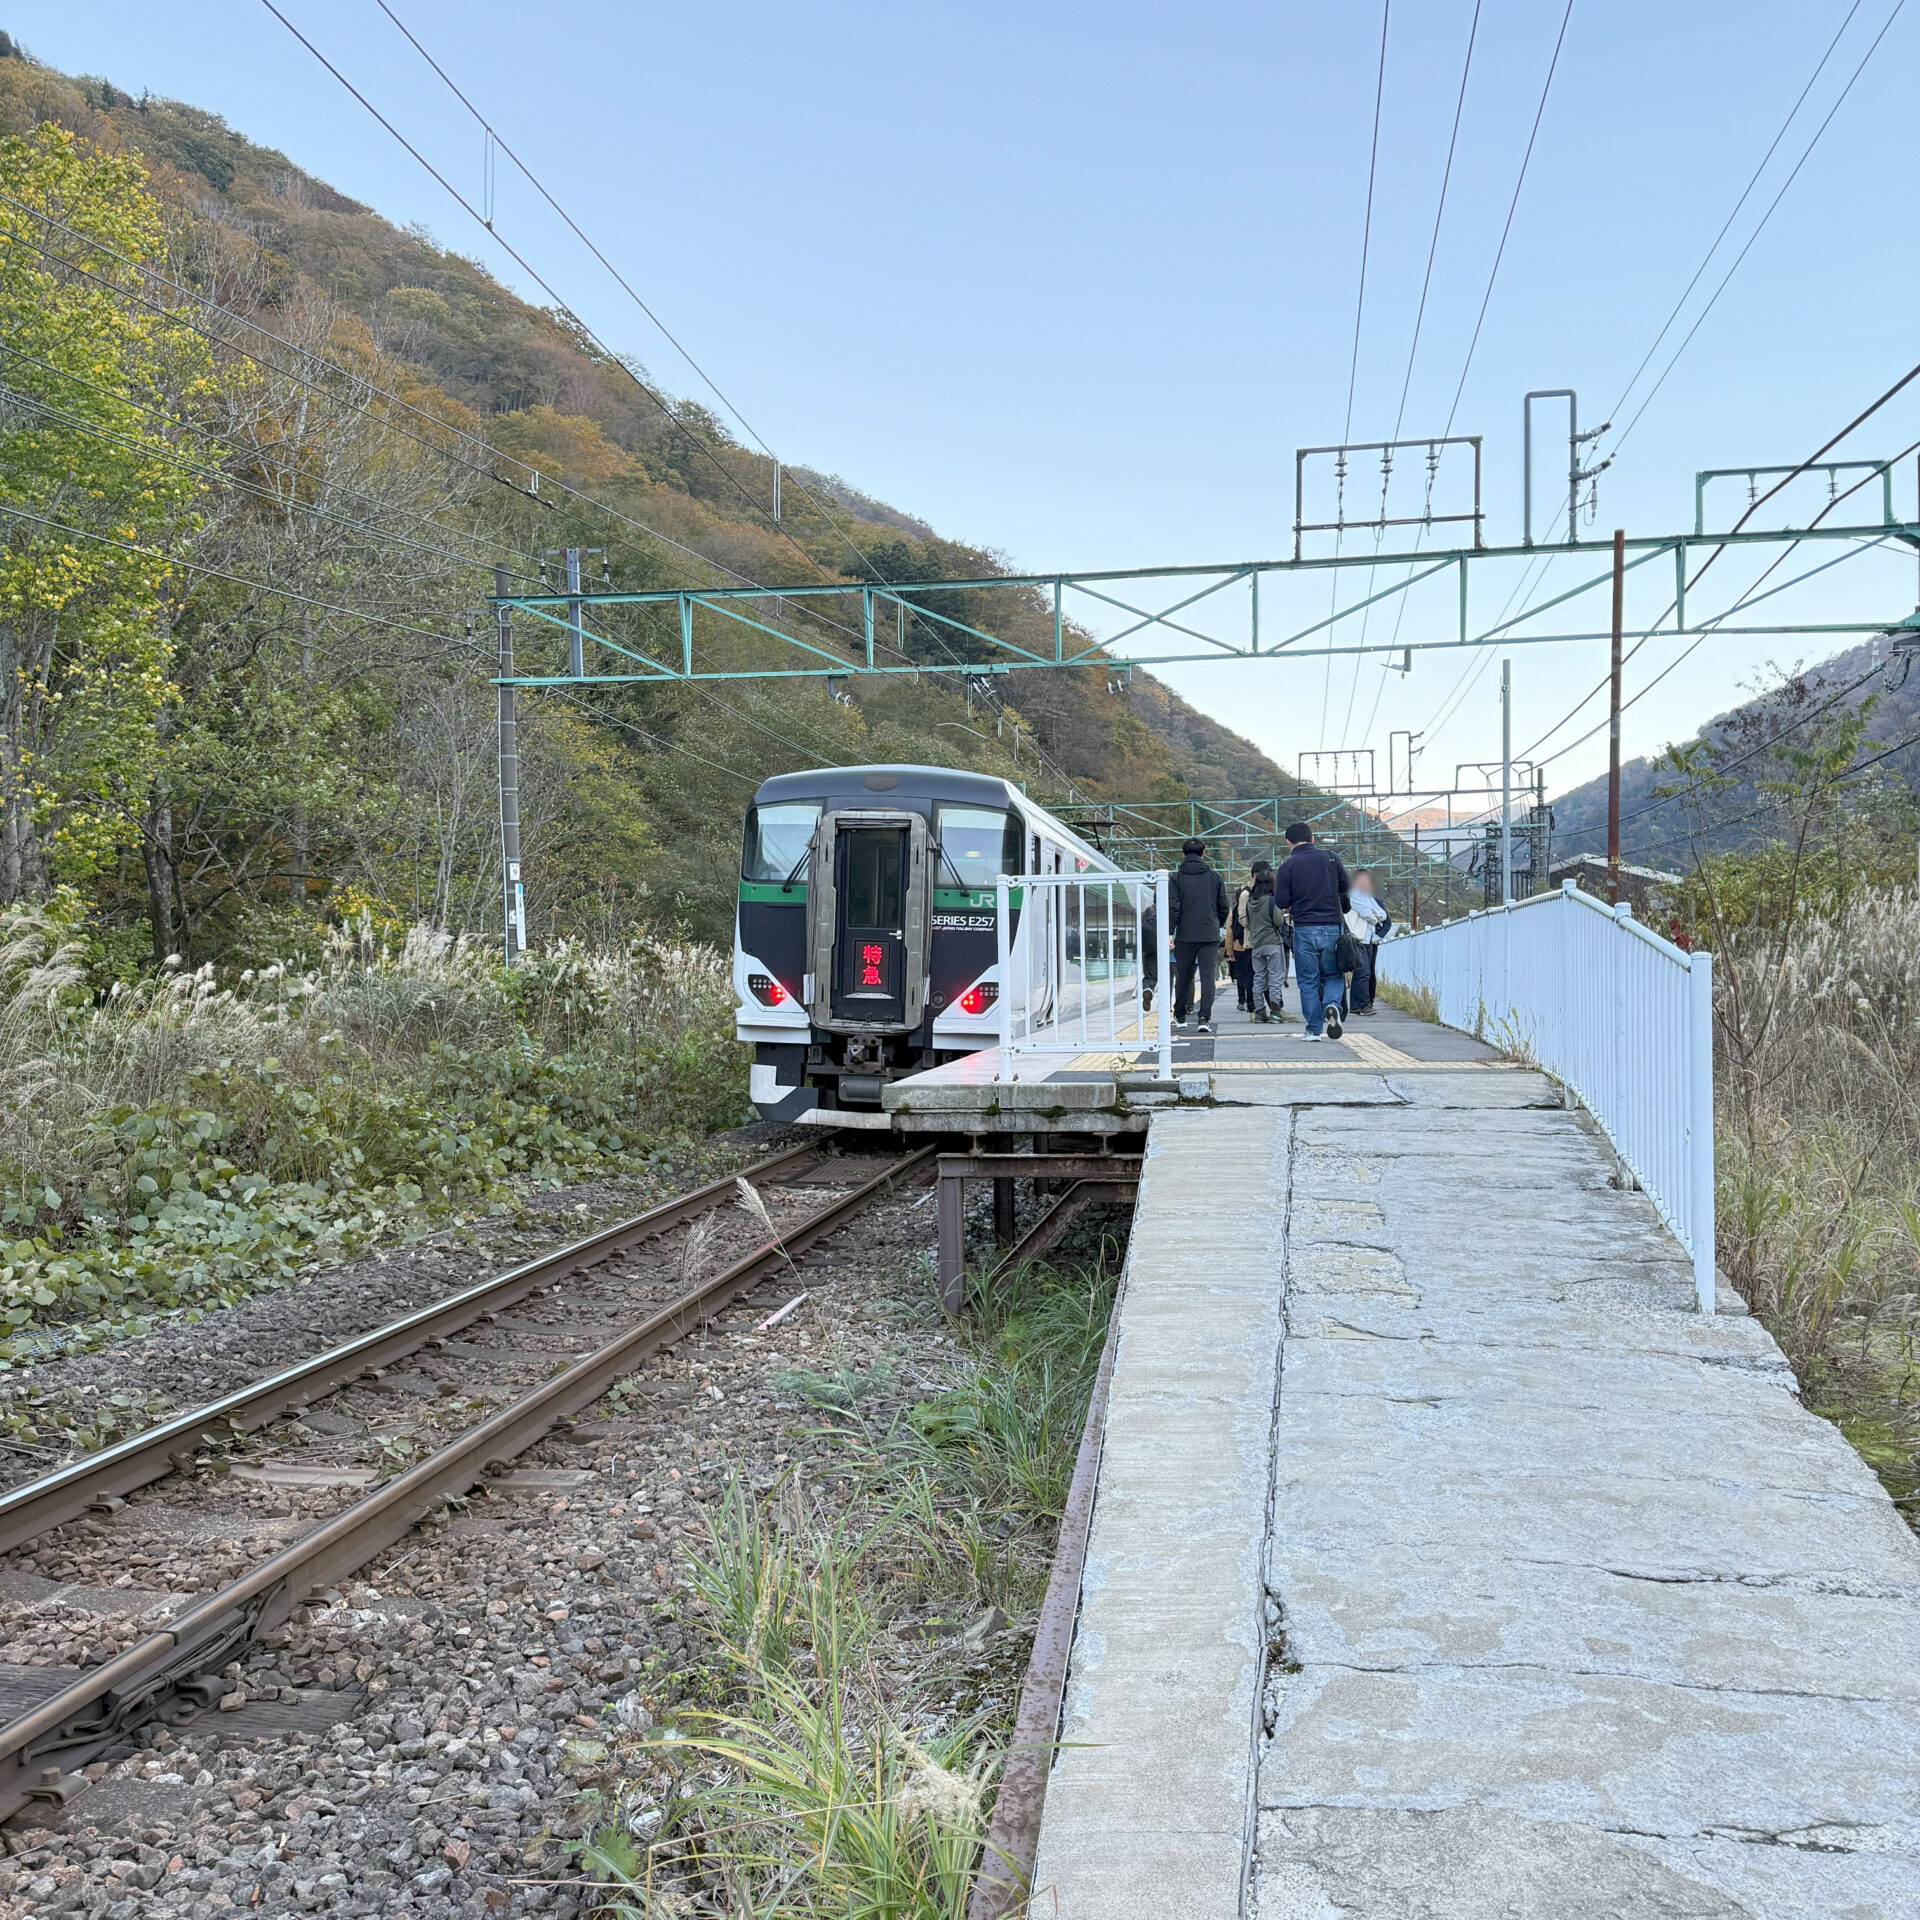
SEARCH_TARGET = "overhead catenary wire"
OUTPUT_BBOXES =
[1321,0,1393,745]
[1516,416,1920,772]
[1603,0,1869,439]
[0,179,929,696]
[1608,0,1906,460]
[1352,0,1484,753]
[281,0,1091,767]
[1442,0,1575,437]
[259,0,984,699]
[2,498,796,792]
[1351,0,1566,758]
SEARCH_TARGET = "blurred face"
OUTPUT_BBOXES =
[1354,873,1375,895]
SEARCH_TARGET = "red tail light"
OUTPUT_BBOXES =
[748,973,789,1007]
[957,982,999,1016]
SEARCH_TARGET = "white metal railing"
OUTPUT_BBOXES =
[996,870,1173,1083]
[1378,880,1717,1314]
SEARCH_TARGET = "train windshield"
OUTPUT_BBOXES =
[742,801,822,882]
[935,806,1021,887]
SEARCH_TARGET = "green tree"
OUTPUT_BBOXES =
[0,123,210,904]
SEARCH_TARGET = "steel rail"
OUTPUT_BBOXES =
[0,1143,936,1819]
[967,1271,1122,1918]
[0,1140,829,1559]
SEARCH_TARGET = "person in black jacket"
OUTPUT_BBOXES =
[1273,823,1351,1041]
[1167,838,1228,1032]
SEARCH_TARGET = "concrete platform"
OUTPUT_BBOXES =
[1028,1024,1920,1919]
[882,987,1510,1135]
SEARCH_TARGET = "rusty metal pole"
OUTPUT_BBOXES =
[938,1171,966,1313]
[1412,821,1420,930]
[993,1176,1017,1249]
[1607,529,1625,906]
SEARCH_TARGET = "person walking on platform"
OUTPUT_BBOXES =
[1229,859,1268,1014]
[1274,822,1351,1041]
[1225,865,1253,1013]
[1346,869,1390,1015]
[1168,837,1228,1033]
[1242,866,1291,1022]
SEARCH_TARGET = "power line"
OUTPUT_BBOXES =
[258,0,909,623]
[1321,0,1393,746]
[1348,0,1485,752]
[1610,654,1890,836]
[0,377,534,587]
[283,0,1057,716]
[1604,0,1868,437]
[1519,419,1920,772]
[0,337,528,579]
[1609,0,1906,460]
[1442,0,1575,437]
[0,187,942,694]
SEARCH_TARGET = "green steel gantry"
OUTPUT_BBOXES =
[483,458,1920,689]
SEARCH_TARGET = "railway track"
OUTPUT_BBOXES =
[0,1137,934,1823]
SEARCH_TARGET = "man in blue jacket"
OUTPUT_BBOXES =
[1273,822,1351,1041]
[1167,837,1229,1033]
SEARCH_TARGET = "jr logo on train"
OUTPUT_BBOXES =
[734,765,1119,1119]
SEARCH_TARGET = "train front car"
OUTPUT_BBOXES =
[735,765,1099,1120]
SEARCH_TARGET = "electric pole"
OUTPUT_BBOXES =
[1608,528,1625,906]
[495,563,524,965]
[1500,659,1513,906]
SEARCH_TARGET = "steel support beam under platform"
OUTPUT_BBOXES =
[937,1152,1143,1311]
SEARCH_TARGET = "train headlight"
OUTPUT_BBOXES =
[747,973,789,1007]
[956,982,999,1016]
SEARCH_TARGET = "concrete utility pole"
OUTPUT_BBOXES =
[495,563,525,965]
[1608,528,1625,906]
[1500,659,1513,906]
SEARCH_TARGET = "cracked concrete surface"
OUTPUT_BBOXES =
[1257,1097,1920,1919]
[1028,1073,1920,1919]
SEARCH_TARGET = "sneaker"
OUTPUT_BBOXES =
[1197,1021,1213,1035]
[1358,1004,1376,1016]
[1143,986,1154,1011]
[1173,1018,1188,1031]
[1324,1005,1344,1039]
[1305,1030,1325,1042]
[1255,1008,1269,1024]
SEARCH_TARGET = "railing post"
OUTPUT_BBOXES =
[1156,869,1172,1083]
[997,874,1013,1083]
[1689,949,1716,1316]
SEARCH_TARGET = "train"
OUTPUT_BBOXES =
[734,764,1121,1120]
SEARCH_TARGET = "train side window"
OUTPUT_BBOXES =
[742,801,822,881]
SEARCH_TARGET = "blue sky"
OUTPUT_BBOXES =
[11,0,1917,803]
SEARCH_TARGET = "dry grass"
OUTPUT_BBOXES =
[1715,890,1920,1520]
[0,891,743,1355]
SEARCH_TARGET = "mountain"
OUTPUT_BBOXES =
[1547,635,1920,873]
[0,36,1392,956]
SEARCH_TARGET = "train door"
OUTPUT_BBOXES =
[805,809,929,1031]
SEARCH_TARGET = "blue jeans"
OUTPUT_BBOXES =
[1292,924,1343,1036]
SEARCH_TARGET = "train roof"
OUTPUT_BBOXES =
[752,764,1019,809]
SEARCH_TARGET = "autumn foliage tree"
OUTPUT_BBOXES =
[0,124,210,907]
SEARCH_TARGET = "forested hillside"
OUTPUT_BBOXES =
[1549,636,1920,874]
[0,36,1346,965]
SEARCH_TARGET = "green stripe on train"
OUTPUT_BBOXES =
[739,884,1013,908]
